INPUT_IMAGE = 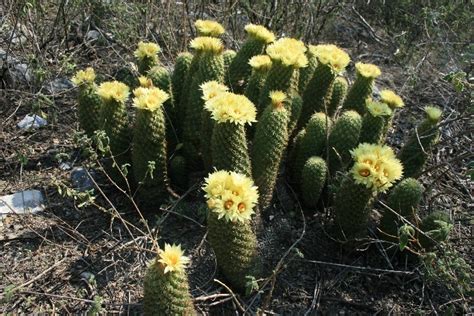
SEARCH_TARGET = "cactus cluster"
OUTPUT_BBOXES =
[71,19,447,308]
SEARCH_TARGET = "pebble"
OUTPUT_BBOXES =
[17,114,47,130]
[71,167,95,191]
[0,190,45,218]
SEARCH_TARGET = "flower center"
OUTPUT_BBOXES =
[224,200,234,210]
[359,169,370,177]
[237,202,246,213]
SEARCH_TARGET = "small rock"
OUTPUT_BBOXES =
[71,167,95,191]
[59,162,72,171]
[0,190,45,218]
[12,63,33,83]
[17,114,47,130]
[85,30,101,42]
[46,77,74,94]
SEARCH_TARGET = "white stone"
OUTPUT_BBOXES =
[17,114,47,129]
[0,190,45,218]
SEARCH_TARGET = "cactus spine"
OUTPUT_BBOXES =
[327,110,362,175]
[72,68,101,137]
[131,87,170,200]
[398,106,442,178]
[380,178,423,239]
[226,24,275,93]
[143,244,195,315]
[294,112,332,179]
[203,171,260,291]
[252,91,290,209]
[359,101,392,144]
[327,77,348,117]
[206,92,256,177]
[301,156,327,208]
[342,62,381,115]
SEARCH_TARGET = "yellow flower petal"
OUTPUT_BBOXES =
[157,243,190,274]
[72,67,96,86]
[97,81,129,103]
[244,24,275,44]
[195,19,225,37]
[266,38,308,68]
[204,92,257,125]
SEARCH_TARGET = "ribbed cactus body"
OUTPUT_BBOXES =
[169,155,188,190]
[212,122,252,177]
[132,108,168,200]
[183,53,224,147]
[295,112,331,179]
[207,212,259,291]
[359,112,388,144]
[300,63,336,128]
[298,51,318,93]
[342,75,375,115]
[100,100,131,180]
[77,85,101,137]
[398,117,440,178]
[380,178,423,239]
[301,157,327,208]
[137,57,158,75]
[223,49,236,72]
[115,67,138,89]
[419,211,451,249]
[327,77,348,117]
[172,52,193,110]
[143,260,195,316]
[288,128,306,180]
[200,109,214,172]
[227,38,267,93]
[327,111,362,175]
[179,53,202,115]
[252,104,289,209]
[334,177,375,239]
[245,70,268,113]
[258,62,296,108]
[288,94,303,136]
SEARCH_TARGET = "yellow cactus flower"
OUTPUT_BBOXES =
[133,87,169,111]
[138,76,153,88]
[203,170,259,223]
[380,89,404,109]
[350,143,403,192]
[97,81,129,103]
[195,19,225,37]
[424,106,442,123]
[134,41,161,60]
[366,101,392,117]
[157,243,190,274]
[244,24,275,44]
[200,81,229,101]
[355,62,381,79]
[266,38,308,68]
[204,92,257,125]
[72,67,96,86]
[269,90,286,109]
[311,44,350,73]
[189,36,223,54]
[248,55,272,71]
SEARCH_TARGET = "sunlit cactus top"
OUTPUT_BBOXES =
[266,38,308,68]
[71,67,96,86]
[204,92,257,125]
[424,106,443,123]
[203,170,259,223]
[134,41,161,61]
[138,75,153,88]
[195,19,225,37]
[189,36,224,53]
[244,24,275,43]
[355,62,382,79]
[310,44,351,73]
[248,55,272,71]
[350,143,403,192]
[366,100,392,117]
[132,87,169,111]
[269,90,287,109]
[97,81,130,103]
[157,243,190,274]
[200,81,229,101]
[380,89,404,109]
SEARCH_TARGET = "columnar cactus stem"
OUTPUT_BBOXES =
[379,89,404,139]
[298,45,319,93]
[301,156,327,208]
[143,244,195,315]
[223,49,236,72]
[252,91,290,209]
[244,55,272,112]
[131,87,170,200]
[359,101,392,144]
[134,42,161,75]
[72,68,101,137]
[342,62,381,115]
[398,106,442,178]
[327,110,362,175]
[169,155,188,190]
[327,77,348,117]
[226,24,275,93]
[172,52,193,116]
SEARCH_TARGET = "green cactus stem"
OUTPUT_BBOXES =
[134,41,161,75]
[398,106,442,178]
[341,62,381,115]
[327,77,348,117]
[301,156,327,208]
[252,91,290,209]
[379,178,424,239]
[169,155,188,190]
[288,128,306,180]
[327,110,362,175]
[298,45,319,93]
[226,24,275,93]
[72,68,101,137]
[223,49,236,72]
[359,101,392,144]
[172,52,193,115]
[244,55,272,113]
[287,94,303,136]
